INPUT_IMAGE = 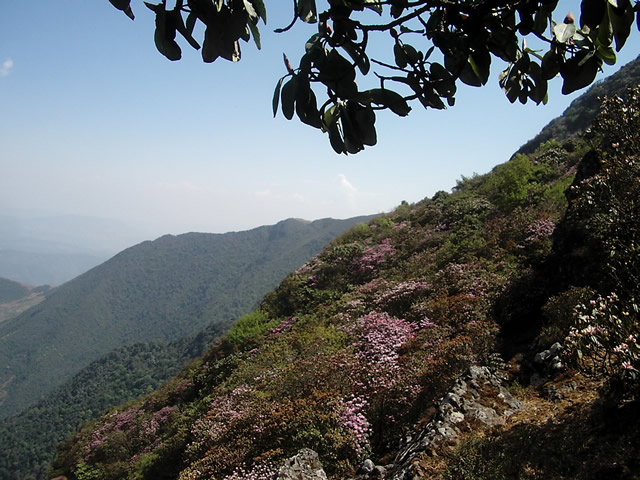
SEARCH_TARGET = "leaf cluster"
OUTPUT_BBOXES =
[109,0,640,153]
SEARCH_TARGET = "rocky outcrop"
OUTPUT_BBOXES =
[282,367,522,480]
[387,366,522,480]
[278,448,328,480]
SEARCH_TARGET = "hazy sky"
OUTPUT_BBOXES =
[1,1,638,246]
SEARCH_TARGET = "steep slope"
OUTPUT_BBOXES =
[0,216,375,419]
[50,83,640,480]
[48,140,585,479]
[0,321,225,479]
[517,55,640,154]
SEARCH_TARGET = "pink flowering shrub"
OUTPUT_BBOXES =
[337,395,372,457]
[222,461,277,480]
[566,293,640,386]
[345,312,415,394]
[523,218,556,244]
[353,238,396,278]
[373,280,430,317]
[79,404,178,477]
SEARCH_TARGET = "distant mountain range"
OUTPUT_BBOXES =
[0,215,376,420]
[0,214,143,286]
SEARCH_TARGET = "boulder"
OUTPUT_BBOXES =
[278,448,328,480]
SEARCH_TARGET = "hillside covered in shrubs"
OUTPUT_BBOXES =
[49,87,639,480]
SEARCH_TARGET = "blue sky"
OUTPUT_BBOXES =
[1,0,638,247]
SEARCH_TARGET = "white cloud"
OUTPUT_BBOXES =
[338,173,358,210]
[0,58,13,77]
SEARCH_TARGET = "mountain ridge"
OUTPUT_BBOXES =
[0,215,376,419]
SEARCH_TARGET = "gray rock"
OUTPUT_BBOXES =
[360,459,375,474]
[388,365,523,480]
[278,449,327,480]
[550,359,564,371]
[449,411,465,424]
[549,342,563,355]
[372,465,386,477]
[498,386,523,411]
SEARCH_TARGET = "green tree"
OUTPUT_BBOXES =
[109,0,639,153]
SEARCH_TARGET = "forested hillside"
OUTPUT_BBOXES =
[0,321,226,479]
[0,216,375,420]
[49,82,640,479]
[0,278,51,323]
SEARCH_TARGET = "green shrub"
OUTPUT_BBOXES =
[225,310,278,349]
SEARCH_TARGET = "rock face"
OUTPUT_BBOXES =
[278,448,328,480]
[280,368,522,480]
[388,366,522,480]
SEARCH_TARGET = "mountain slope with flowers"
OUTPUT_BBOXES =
[50,85,640,479]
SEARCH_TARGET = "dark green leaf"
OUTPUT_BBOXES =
[281,76,299,120]
[296,80,322,129]
[316,50,357,98]
[175,9,201,50]
[391,3,405,19]
[340,104,364,154]
[469,48,491,85]
[419,89,446,110]
[363,0,383,15]
[430,62,456,97]
[608,0,635,50]
[272,77,284,117]
[202,25,221,62]
[323,105,345,154]
[242,0,258,21]
[561,50,602,94]
[342,41,370,75]
[488,29,519,63]
[596,43,617,64]
[393,43,408,68]
[403,44,421,64]
[541,50,564,79]
[249,0,267,23]
[248,19,261,49]
[459,60,482,87]
[152,6,182,61]
[357,88,411,116]
[519,12,535,35]
[527,62,548,104]
[297,0,317,23]
[351,103,377,146]
[580,0,607,29]
[305,33,321,53]
[110,0,135,20]
[533,1,557,34]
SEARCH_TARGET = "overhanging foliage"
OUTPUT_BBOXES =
[109,0,639,153]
